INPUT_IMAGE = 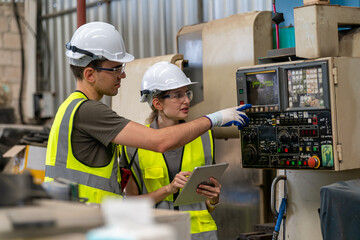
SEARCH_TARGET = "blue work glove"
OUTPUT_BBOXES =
[204,104,252,130]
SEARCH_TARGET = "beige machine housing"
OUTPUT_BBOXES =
[237,57,360,171]
[178,11,272,138]
[294,4,360,59]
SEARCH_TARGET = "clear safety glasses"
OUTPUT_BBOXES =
[92,63,126,76]
[161,90,193,102]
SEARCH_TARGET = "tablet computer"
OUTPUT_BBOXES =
[173,163,229,206]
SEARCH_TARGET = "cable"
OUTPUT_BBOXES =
[12,0,27,124]
[272,197,287,240]
[19,15,38,39]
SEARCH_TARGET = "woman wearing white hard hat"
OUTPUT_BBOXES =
[121,62,221,239]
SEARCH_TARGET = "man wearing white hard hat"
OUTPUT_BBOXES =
[45,22,251,204]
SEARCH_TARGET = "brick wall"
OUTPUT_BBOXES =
[0,2,25,123]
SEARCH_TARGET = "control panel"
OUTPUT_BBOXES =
[237,60,335,170]
[242,111,333,169]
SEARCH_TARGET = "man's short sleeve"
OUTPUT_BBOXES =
[75,100,130,146]
[71,100,130,167]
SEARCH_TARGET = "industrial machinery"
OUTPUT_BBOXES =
[236,57,360,171]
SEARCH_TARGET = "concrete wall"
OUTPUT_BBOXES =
[0,2,25,123]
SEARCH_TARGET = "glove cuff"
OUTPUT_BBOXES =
[203,115,213,128]
[204,112,222,128]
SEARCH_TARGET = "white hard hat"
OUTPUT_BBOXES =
[65,22,134,67]
[140,62,197,105]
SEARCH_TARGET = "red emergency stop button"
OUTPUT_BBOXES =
[308,156,320,169]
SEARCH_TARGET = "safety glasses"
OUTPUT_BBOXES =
[161,90,193,102]
[92,63,126,76]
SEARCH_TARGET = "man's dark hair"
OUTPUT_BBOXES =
[70,59,106,79]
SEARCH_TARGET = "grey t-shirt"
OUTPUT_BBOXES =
[119,119,183,182]
[72,99,130,167]
[150,120,183,181]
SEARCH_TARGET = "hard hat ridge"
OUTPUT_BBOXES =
[66,21,134,67]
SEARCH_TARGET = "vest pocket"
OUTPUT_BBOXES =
[144,167,166,192]
[144,167,164,179]
[190,210,217,234]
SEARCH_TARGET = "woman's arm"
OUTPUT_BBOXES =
[125,171,192,204]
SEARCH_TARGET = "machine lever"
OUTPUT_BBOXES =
[271,175,287,216]
[271,175,287,240]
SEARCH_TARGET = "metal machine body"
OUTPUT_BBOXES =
[177,11,273,138]
[264,5,360,240]
[294,5,360,59]
[236,57,360,171]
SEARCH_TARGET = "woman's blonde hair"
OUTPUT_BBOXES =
[145,91,168,124]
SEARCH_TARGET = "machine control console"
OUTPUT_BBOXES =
[242,111,333,169]
[237,60,334,170]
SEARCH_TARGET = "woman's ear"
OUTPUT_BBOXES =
[83,67,96,83]
[152,98,163,111]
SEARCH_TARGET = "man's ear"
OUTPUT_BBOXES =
[152,98,163,111]
[83,67,96,83]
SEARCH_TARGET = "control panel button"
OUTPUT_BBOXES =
[308,156,320,168]
[312,116,318,124]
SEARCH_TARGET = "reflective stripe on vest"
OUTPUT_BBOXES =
[124,128,217,236]
[45,92,121,202]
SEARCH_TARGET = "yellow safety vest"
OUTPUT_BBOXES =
[45,92,122,204]
[123,127,217,239]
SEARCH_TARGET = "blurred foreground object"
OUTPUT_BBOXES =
[0,198,103,239]
[3,145,46,184]
[87,197,190,240]
[0,124,46,174]
[0,173,50,207]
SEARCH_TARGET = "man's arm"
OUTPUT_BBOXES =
[112,104,251,153]
[113,116,211,153]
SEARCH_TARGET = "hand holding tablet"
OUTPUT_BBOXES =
[173,163,229,206]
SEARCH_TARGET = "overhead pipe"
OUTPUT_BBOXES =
[271,0,284,49]
[77,0,86,27]
[272,0,279,49]
[40,1,111,20]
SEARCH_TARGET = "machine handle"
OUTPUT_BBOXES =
[271,175,287,217]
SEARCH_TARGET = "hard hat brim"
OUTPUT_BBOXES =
[119,53,135,63]
[163,80,198,91]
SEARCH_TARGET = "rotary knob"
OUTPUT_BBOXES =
[243,144,258,164]
[278,131,290,143]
